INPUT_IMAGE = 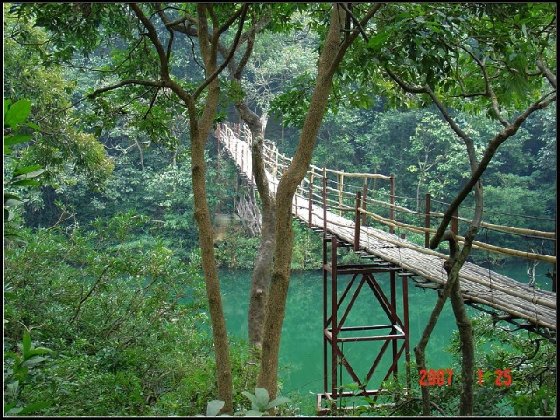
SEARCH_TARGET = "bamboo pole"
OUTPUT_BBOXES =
[389,174,395,234]
[354,192,361,251]
[362,178,368,227]
[425,193,431,248]
[338,173,344,216]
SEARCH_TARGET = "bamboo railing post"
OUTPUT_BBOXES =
[273,145,278,179]
[309,170,314,227]
[354,191,362,251]
[362,178,368,227]
[425,193,431,248]
[338,173,344,216]
[553,212,557,292]
[390,174,395,234]
[452,207,459,236]
[323,168,327,237]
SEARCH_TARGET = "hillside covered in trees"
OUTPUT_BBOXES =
[4,3,556,417]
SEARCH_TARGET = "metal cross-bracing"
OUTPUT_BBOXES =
[317,233,412,414]
[215,122,556,334]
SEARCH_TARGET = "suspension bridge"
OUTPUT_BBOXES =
[215,121,556,411]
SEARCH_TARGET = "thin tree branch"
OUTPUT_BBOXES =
[72,265,111,323]
[218,4,246,35]
[88,79,167,98]
[450,92,487,98]
[143,87,160,119]
[338,2,369,42]
[430,90,556,248]
[129,3,170,79]
[385,66,478,171]
[207,4,221,62]
[327,3,383,80]
[536,59,557,89]
[234,28,255,79]
[155,3,175,63]
[458,45,509,127]
[192,4,249,100]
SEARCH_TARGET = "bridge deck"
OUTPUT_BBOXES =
[216,123,556,334]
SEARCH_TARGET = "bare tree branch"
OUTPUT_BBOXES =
[88,79,167,98]
[327,3,384,80]
[458,45,509,127]
[129,3,170,80]
[536,58,557,88]
[430,90,556,248]
[338,2,369,42]
[192,4,249,100]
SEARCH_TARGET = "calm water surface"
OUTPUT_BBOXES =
[219,262,552,409]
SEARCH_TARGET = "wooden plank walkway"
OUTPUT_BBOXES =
[216,123,556,334]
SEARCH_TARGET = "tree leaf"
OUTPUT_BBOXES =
[5,99,32,128]
[19,400,51,415]
[11,179,40,187]
[4,198,23,207]
[267,396,290,409]
[242,390,259,411]
[4,134,32,146]
[13,169,45,181]
[254,388,270,410]
[22,330,32,358]
[4,192,21,200]
[367,31,390,50]
[26,121,40,130]
[28,347,53,356]
[5,406,23,415]
[13,164,43,176]
[206,400,225,416]
[244,410,263,416]
[22,356,47,368]
[6,380,19,397]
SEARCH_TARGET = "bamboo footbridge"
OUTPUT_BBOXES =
[215,122,557,339]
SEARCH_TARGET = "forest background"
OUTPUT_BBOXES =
[3,2,556,416]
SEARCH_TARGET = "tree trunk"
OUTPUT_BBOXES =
[235,101,277,354]
[176,5,234,411]
[190,124,233,413]
[449,266,474,416]
[257,5,347,399]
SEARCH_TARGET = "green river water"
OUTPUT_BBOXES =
[219,262,552,412]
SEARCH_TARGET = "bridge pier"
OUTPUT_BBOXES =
[317,234,411,415]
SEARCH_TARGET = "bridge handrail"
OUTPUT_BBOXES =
[217,122,557,265]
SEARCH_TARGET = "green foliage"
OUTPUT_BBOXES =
[202,388,291,416]
[238,387,291,416]
[4,331,53,415]
[4,98,46,241]
[4,5,114,189]
[3,216,257,416]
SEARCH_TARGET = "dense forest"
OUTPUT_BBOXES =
[3,3,557,417]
